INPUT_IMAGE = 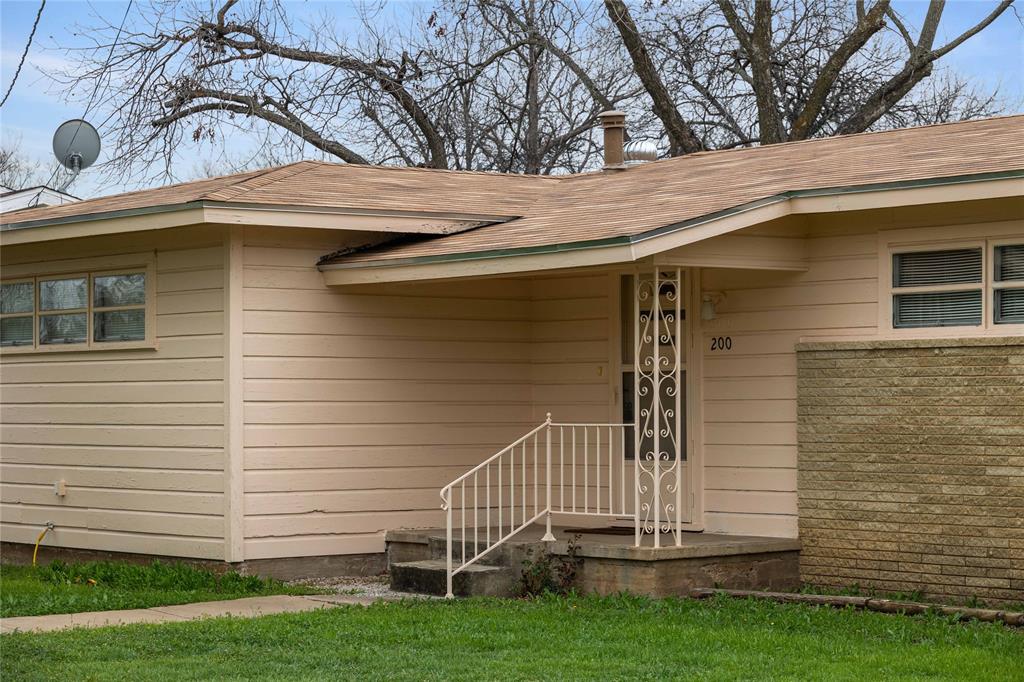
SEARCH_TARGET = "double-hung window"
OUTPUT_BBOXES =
[993,244,1024,325]
[92,273,147,342]
[890,242,1024,330]
[38,275,89,344]
[0,270,150,351]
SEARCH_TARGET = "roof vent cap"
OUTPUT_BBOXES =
[597,110,627,169]
[623,140,658,164]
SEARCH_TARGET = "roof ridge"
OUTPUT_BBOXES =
[618,113,1024,172]
[298,159,564,180]
[199,160,319,202]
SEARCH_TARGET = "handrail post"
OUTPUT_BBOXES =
[542,413,555,542]
[444,487,454,599]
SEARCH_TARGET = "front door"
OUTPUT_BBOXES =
[619,268,691,545]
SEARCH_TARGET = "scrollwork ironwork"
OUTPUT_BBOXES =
[634,268,686,547]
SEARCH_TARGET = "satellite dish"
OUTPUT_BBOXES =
[52,119,101,172]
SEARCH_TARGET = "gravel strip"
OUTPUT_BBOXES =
[287,575,422,600]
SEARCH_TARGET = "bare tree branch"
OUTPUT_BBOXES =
[604,0,703,154]
[152,90,370,164]
[789,0,890,139]
[199,5,449,168]
[838,0,1014,134]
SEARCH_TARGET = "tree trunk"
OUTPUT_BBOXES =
[603,0,703,155]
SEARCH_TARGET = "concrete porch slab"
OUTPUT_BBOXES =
[386,525,800,561]
[386,524,802,598]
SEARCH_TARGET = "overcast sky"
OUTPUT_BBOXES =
[2,0,1022,199]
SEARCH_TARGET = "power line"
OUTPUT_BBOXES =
[30,0,134,205]
[0,0,47,108]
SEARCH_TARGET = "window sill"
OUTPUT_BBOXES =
[0,340,158,356]
[798,328,1024,350]
[882,323,1024,339]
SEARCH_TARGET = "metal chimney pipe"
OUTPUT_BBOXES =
[597,110,627,169]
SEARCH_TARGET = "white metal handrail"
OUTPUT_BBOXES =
[549,422,632,519]
[440,415,633,598]
[440,419,549,598]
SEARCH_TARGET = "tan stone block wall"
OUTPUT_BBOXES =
[795,337,1024,606]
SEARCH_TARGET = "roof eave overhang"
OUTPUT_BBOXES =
[0,200,515,246]
[319,171,1024,286]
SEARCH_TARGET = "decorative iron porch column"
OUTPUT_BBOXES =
[634,267,684,547]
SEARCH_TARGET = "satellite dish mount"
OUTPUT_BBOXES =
[52,119,101,192]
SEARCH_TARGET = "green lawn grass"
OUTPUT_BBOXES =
[4,594,1022,681]
[0,560,316,618]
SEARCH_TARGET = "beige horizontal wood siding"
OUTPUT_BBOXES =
[0,228,226,559]
[694,208,1024,539]
[242,229,536,559]
[695,222,878,538]
[528,274,619,524]
[529,273,613,425]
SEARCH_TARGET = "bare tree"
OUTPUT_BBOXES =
[607,0,1014,150]
[54,0,1014,182]
[0,138,52,190]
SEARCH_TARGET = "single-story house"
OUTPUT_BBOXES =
[1,113,1021,604]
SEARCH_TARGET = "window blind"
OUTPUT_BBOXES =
[893,249,982,287]
[995,244,1024,282]
[893,290,982,328]
[94,309,146,342]
[39,313,87,344]
[1,317,33,346]
[995,289,1024,324]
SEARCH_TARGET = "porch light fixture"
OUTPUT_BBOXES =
[701,292,725,321]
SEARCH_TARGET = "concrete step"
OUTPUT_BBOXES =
[426,535,510,565]
[390,559,517,598]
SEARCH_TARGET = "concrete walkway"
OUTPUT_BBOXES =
[0,594,384,634]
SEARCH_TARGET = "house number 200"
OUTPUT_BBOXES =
[710,336,732,351]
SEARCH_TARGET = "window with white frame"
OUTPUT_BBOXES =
[0,271,149,350]
[994,244,1024,325]
[890,243,1023,330]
